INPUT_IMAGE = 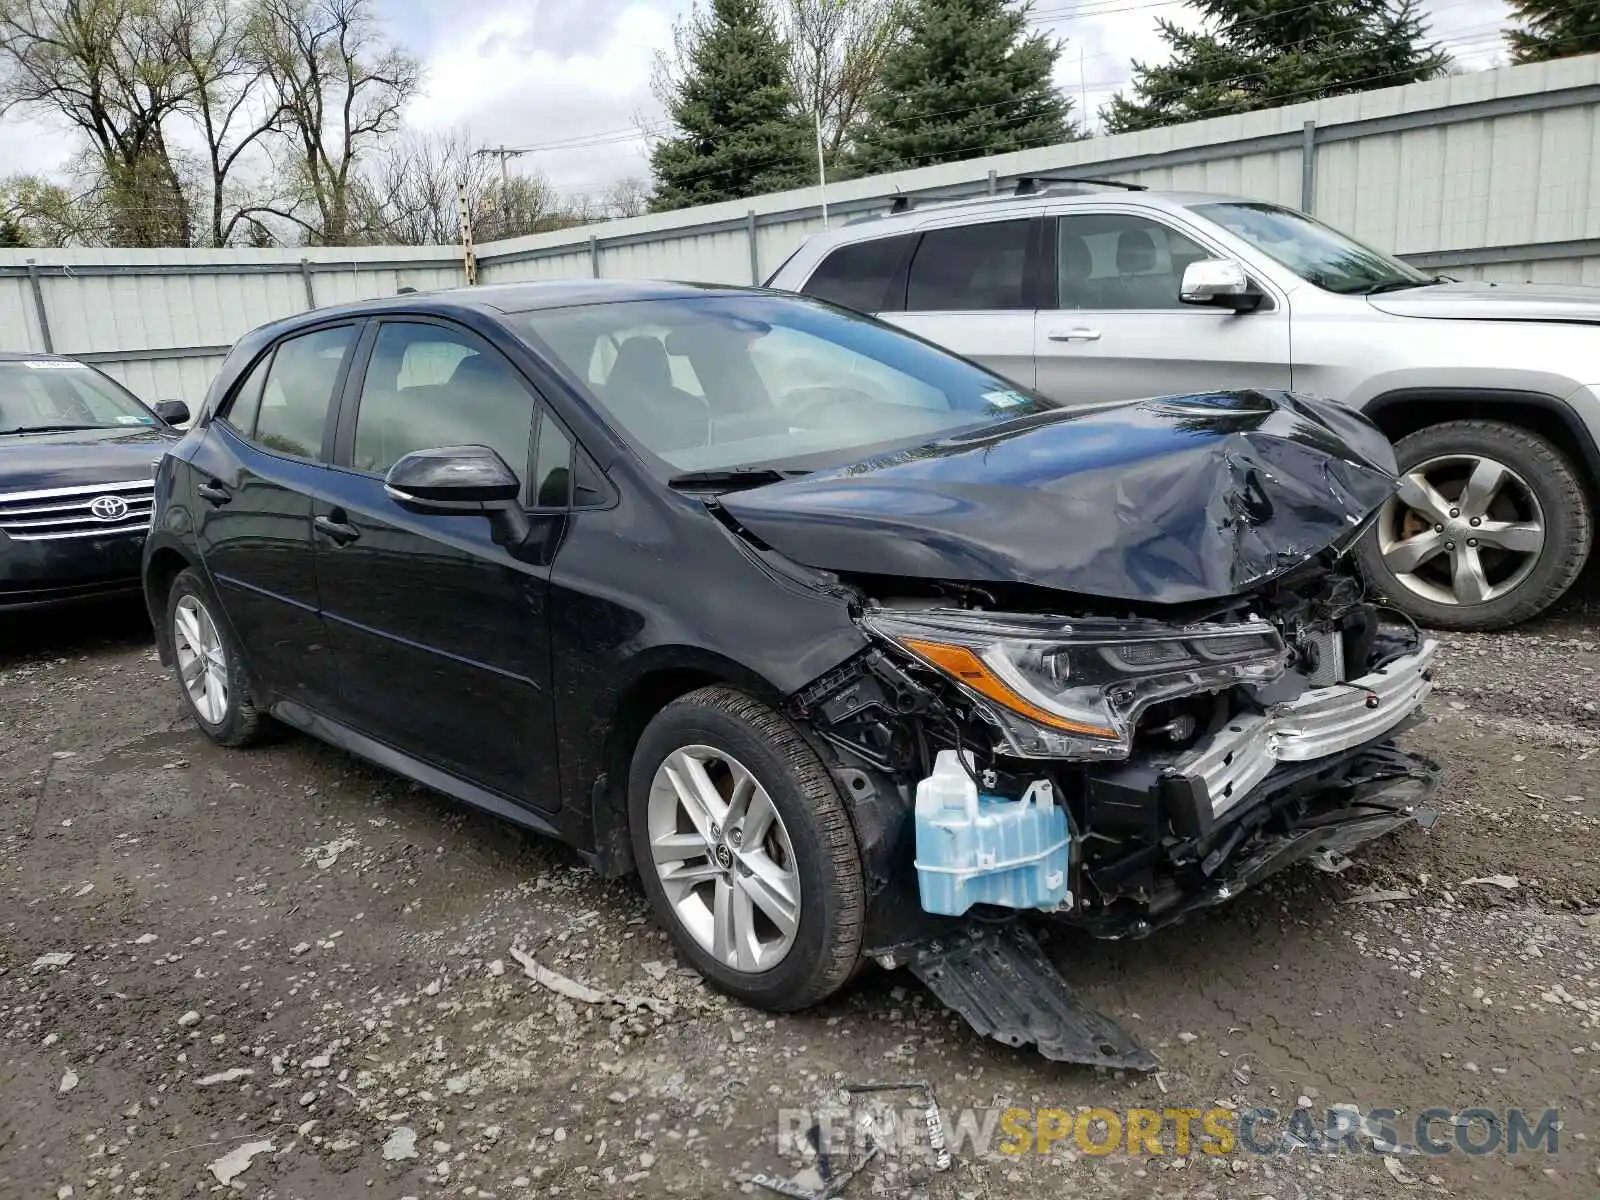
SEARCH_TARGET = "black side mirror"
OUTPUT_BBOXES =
[153,399,190,425]
[384,445,529,546]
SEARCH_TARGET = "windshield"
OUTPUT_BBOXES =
[516,294,1056,476]
[1191,201,1432,295]
[0,360,158,434]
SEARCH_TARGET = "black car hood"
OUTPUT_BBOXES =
[0,426,176,493]
[719,390,1398,605]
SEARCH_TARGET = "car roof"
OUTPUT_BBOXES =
[264,278,761,330]
[818,187,1251,242]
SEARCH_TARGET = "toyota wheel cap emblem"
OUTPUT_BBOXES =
[89,495,129,521]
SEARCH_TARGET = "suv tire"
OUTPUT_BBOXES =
[628,686,864,1012]
[1356,419,1591,630]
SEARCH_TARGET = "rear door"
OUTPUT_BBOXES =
[883,216,1042,390]
[1035,209,1292,405]
[311,318,565,810]
[186,322,357,707]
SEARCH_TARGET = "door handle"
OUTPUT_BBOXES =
[196,480,232,505]
[313,514,361,546]
[1047,328,1102,342]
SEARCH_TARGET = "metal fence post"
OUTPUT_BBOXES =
[299,258,316,309]
[747,210,760,285]
[987,169,998,196]
[588,235,600,279]
[1300,120,1317,214]
[25,259,53,352]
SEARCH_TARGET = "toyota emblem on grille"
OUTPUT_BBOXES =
[89,495,129,521]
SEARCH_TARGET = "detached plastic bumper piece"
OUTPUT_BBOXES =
[908,921,1157,1072]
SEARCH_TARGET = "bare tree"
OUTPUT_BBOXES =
[775,0,905,160]
[170,0,288,246]
[1,170,106,245]
[352,129,583,246]
[651,0,903,167]
[601,175,652,219]
[255,0,420,244]
[0,0,201,246]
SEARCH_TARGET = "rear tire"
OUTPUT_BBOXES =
[1356,419,1590,630]
[166,568,270,747]
[627,686,864,1012]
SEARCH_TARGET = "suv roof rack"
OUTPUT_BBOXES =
[1014,175,1147,195]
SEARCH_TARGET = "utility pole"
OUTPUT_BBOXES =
[472,145,527,232]
[813,107,829,229]
[458,180,477,286]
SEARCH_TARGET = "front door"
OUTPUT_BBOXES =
[312,319,566,810]
[186,322,358,707]
[1035,211,1292,406]
[881,216,1040,391]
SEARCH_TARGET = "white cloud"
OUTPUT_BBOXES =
[402,0,676,195]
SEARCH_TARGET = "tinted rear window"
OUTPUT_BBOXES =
[906,219,1032,311]
[800,234,914,313]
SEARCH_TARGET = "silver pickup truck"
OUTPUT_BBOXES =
[767,184,1598,630]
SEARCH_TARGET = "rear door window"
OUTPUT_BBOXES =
[800,233,915,313]
[905,220,1031,311]
[246,325,356,459]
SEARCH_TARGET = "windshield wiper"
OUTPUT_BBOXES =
[0,423,105,435]
[667,467,811,492]
[1357,279,1441,296]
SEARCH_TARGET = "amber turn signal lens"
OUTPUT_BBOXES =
[900,638,1118,738]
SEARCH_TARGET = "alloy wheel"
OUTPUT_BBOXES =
[1376,453,1546,608]
[173,593,230,724]
[645,744,801,974]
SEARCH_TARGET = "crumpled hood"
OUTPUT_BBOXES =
[719,390,1398,605]
[0,426,175,493]
[1368,280,1600,324]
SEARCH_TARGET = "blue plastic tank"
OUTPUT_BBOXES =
[913,750,1072,917]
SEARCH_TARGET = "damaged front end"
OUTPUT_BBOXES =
[721,389,1447,1068]
[791,565,1440,1069]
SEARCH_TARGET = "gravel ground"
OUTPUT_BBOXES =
[2,589,1598,1200]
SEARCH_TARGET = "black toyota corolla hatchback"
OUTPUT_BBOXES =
[144,281,1440,1058]
[1,353,188,610]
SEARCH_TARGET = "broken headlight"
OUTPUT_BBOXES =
[860,609,1285,760]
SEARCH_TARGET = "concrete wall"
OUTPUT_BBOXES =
[5,53,1600,405]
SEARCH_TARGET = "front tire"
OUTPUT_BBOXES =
[627,686,864,1012]
[1356,420,1591,630]
[166,568,270,747]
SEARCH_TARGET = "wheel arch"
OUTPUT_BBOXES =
[584,648,788,879]
[143,540,198,665]
[1363,388,1600,510]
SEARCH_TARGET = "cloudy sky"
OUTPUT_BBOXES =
[0,0,1514,205]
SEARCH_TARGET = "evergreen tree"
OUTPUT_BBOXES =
[1104,0,1448,134]
[649,0,816,211]
[847,0,1077,177]
[1506,0,1600,64]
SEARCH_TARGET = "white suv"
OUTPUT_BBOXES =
[766,183,1599,631]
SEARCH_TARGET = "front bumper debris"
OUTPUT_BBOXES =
[1187,639,1436,823]
[892,743,1440,1069]
[908,922,1159,1072]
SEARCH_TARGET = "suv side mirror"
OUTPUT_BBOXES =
[153,399,190,425]
[1180,259,1264,312]
[384,445,530,547]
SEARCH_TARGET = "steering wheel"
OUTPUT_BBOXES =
[782,384,880,427]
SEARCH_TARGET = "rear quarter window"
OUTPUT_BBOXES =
[799,234,915,314]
